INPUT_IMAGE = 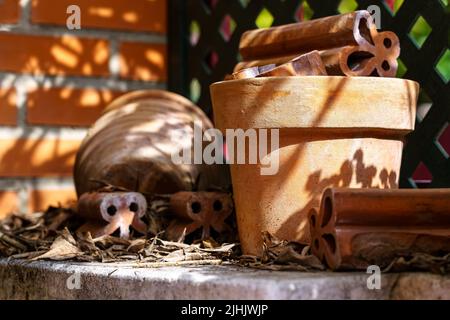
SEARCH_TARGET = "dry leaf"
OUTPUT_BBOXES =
[32,228,82,261]
[3,203,449,274]
[127,239,147,253]
[163,249,187,262]
[93,235,131,247]
[274,246,325,270]
[240,232,325,272]
[384,253,450,274]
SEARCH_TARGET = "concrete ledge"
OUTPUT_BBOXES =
[0,259,449,300]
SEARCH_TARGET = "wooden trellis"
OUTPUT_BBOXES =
[168,0,450,189]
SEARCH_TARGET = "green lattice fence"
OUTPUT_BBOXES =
[168,0,450,188]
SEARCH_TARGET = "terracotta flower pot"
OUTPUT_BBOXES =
[74,90,230,198]
[210,76,418,256]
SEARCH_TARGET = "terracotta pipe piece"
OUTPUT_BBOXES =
[321,31,400,77]
[235,32,399,77]
[239,10,377,60]
[76,192,148,239]
[166,192,234,241]
[310,188,450,270]
[229,51,326,80]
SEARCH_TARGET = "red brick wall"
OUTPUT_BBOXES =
[0,0,167,217]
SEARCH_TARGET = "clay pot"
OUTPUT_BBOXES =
[210,76,418,256]
[74,90,230,198]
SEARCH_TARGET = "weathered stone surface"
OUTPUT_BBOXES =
[0,259,449,299]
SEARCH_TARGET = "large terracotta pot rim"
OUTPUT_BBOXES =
[210,76,418,133]
[211,75,419,86]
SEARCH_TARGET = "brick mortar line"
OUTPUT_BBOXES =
[109,37,120,78]
[0,126,88,139]
[18,186,29,213]
[0,72,167,91]
[0,24,167,43]
[14,0,167,43]
[19,0,31,28]
[15,83,27,128]
[0,178,75,191]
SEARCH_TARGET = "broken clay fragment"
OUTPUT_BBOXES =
[229,51,326,80]
[257,51,327,77]
[227,64,277,80]
[310,188,450,271]
[234,54,298,73]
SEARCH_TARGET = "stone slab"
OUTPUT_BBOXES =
[0,259,449,300]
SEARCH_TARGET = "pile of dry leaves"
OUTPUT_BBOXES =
[1,206,449,274]
[240,232,325,271]
[0,206,237,267]
[0,206,324,271]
